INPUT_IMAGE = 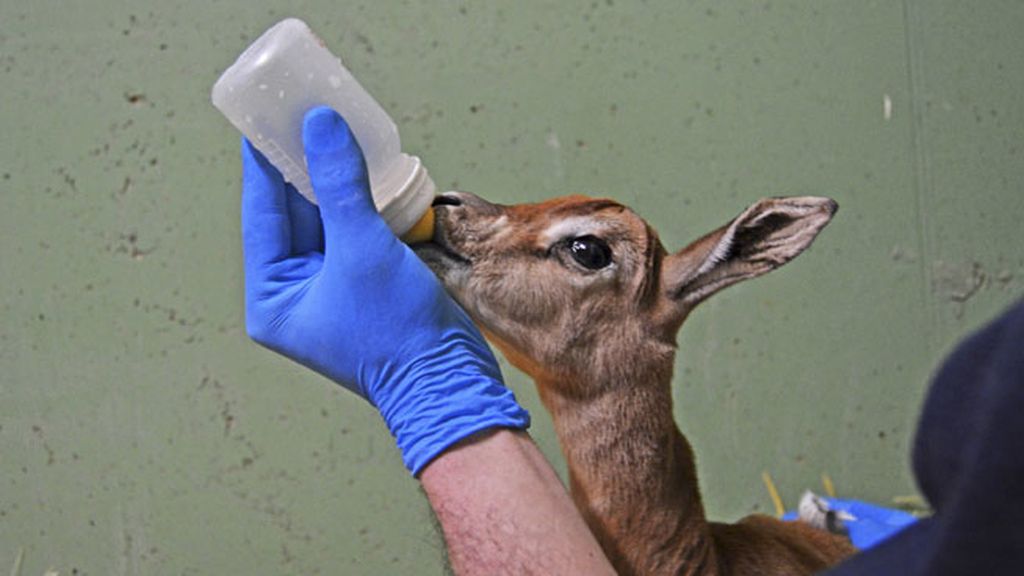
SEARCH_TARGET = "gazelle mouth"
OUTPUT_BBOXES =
[409,210,471,267]
[411,239,471,266]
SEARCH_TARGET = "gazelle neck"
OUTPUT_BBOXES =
[534,359,719,576]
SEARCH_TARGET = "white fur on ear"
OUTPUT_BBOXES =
[697,226,737,275]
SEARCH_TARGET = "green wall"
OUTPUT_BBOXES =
[2,1,1022,574]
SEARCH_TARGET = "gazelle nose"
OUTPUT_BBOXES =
[433,191,503,216]
[432,193,463,207]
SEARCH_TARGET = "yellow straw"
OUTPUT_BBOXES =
[821,473,837,498]
[761,471,786,518]
[10,547,23,576]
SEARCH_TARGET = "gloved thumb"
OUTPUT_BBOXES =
[302,106,381,235]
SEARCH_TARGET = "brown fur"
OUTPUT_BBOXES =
[414,192,854,575]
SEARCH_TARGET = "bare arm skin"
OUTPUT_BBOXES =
[420,429,616,576]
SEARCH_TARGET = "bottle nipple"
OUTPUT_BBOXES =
[400,209,435,244]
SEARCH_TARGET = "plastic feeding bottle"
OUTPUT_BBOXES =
[211,18,436,243]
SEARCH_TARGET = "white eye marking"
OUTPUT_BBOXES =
[538,216,608,247]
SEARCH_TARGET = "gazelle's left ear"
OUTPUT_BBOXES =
[662,196,838,308]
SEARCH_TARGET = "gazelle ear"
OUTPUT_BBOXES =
[662,196,838,308]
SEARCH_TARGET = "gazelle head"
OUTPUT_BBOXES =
[413,192,837,399]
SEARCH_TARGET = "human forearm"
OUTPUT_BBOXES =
[421,429,615,576]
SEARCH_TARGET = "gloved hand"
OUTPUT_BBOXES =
[241,106,530,475]
[784,495,918,549]
[822,497,918,550]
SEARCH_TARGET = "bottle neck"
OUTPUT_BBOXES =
[376,154,436,239]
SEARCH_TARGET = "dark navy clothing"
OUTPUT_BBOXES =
[825,298,1024,575]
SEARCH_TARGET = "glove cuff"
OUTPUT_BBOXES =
[372,334,531,476]
[393,376,530,475]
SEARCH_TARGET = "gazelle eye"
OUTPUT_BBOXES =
[569,236,612,270]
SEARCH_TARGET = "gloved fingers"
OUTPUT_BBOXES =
[241,138,294,277]
[302,107,380,237]
[285,183,324,255]
[823,498,918,527]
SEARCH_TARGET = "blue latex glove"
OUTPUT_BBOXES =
[783,497,918,549]
[241,106,530,475]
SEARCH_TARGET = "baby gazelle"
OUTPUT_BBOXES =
[414,193,854,575]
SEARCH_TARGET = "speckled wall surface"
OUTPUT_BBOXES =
[2,1,1022,574]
